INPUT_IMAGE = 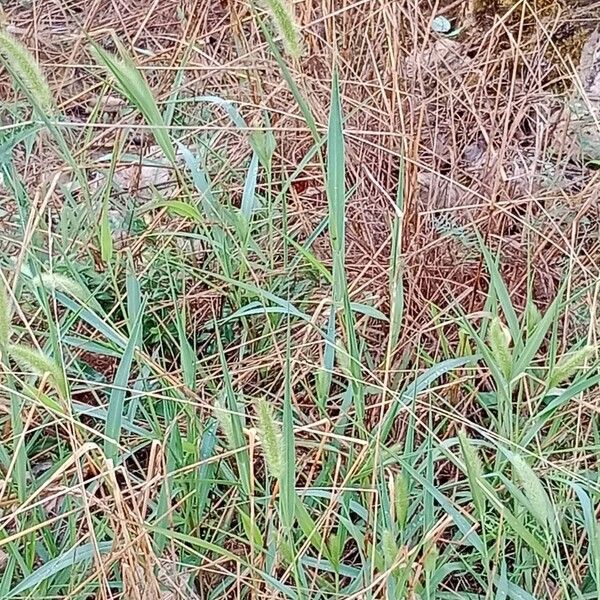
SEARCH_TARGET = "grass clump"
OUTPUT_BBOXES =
[0,2,598,599]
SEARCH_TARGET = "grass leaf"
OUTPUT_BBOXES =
[104,303,144,461]
[7,542,113,598]
[327,66,364,418]
[92,41,176,163]
[478,240,521,346]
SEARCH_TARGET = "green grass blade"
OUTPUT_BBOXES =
[260,20,320,144]
[571,483,600,586]
[280,321,296,533]
[92,41,176,163]
[241,153,260,222]
[7,542,112,598]
[214,328,251,497]
[326,67,363,420]
[478,239,521,347]
[513,291,563,378]
[104,302,145,461]
[379,356,477,440]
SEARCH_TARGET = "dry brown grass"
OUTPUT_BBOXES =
[2,0,598,325]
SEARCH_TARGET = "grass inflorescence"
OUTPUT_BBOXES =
[0,28,53,113]
[260,0,303,58]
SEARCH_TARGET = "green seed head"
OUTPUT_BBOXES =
[32,273,89,303]
[0,29,54,114]
[256,398,282,479]
[261,0,303,58]
[0,277,11,348]
[382,529,398,567]
[549,345,596,388]
[8,343,66,397]
[488,317,512,379]
[214,394,236,449]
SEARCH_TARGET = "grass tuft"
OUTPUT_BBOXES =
[0,1,598,597]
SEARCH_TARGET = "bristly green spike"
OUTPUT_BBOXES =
[256,398,282,479]
[0,28,54,113]
[261,0,303,58]
[0,277,12,347]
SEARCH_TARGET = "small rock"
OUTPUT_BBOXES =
[432,16,452,34]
